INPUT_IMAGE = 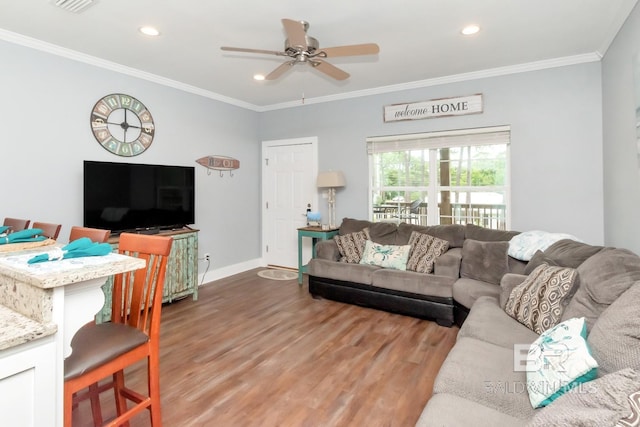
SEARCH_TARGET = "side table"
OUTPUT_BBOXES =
[297,226,339,285]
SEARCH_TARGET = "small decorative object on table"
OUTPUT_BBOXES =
[307,211,321,227]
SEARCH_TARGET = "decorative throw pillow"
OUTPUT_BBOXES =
[504,263,578,334]
[526,317,598,408]
[508,230,581,261]
[459,239,509,285]
[406,231,450,273]
[334,228,370,263]
[359,240,411,271]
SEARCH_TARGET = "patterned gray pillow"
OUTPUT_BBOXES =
[406,231,450,273]
[504,263,578,334]
[334,228,370,263]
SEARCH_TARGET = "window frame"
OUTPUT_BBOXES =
[367,126,511,230]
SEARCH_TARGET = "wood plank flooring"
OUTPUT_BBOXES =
[72,268,459,426]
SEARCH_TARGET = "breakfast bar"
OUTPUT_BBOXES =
[0,245,144,427]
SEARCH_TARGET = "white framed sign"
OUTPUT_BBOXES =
[384,94,483,122]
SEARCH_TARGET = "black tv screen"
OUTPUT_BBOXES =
[83,160,195,233]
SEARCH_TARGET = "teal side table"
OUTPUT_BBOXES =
[297,226,339,285]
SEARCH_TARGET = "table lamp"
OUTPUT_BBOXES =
[317,170,346,228]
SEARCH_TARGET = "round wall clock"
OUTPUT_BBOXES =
[90,93,155,157]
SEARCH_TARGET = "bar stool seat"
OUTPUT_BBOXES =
[64,323,148,380]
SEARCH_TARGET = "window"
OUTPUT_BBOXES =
[367,126,510,230]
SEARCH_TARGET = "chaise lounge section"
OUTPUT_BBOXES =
[308,218,640,425]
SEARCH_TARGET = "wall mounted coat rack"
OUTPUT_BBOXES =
[196,155,240,177]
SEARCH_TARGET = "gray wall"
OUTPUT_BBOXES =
[259,63,605,244]
[602,2,640,255]
[0,39,261,272]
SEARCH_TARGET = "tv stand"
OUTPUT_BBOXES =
[137,228,160,235]
[99,227,199,323]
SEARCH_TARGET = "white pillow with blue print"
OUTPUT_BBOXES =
[508,230,582,261]
[526,317,598,408]
[359,240,411,271]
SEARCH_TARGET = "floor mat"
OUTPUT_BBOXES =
[257,269,298,281]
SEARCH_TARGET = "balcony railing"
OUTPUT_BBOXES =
[372,203,507,230]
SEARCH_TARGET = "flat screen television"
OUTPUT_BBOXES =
[83,160,195,234]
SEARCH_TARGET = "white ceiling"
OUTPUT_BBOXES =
[0,0,637,110]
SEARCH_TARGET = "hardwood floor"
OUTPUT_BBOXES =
[72,268,459,426]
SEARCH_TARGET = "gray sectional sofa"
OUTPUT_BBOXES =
[308,218,525,326]
[307,218,640,425]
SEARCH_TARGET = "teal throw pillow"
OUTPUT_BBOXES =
[526,317,598,408]
[359,240,411,271]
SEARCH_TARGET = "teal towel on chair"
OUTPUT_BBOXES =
[27,237,113,264]
[0,228,47,245]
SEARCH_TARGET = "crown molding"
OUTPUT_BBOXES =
[257,53,602,112]
[0,28,261,111]
[596,0,639,57]
[1,28,601,113]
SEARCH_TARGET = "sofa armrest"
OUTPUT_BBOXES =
[315,239,341,261]
[434,247,462,278]
[499,273,527,309]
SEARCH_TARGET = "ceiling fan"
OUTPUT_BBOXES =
[220,19,380,81]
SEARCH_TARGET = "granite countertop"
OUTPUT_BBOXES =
[0,304,57,351]
[0,249,145,289]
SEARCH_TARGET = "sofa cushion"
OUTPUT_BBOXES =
[499,273,527,309]
[315,239,340,261]
[433,337,535,419]
[416,393,525,427]
[334,228,370,263]
[368,223,399,245]
[526,317,598,408]
[457,296,539,349]
[460,239,509,285]
[396,223,466,248]
[307,258,379,285]
[338,217,372,235]
[465,223,520,242]
[523,250,558,275]
[588,282,640,376]
[541,238,603,268]
[406,231,449,273]
[371,268,455,298]
[359,240,411,270]
[527,368,640,427]
[453,278,501,310]
[434,247,462,278]
[504,264,578,334]
[562,247,640,331]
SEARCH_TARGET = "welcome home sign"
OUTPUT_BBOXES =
[384,94,483,122]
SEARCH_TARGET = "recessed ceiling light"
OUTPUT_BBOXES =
[253,74,265,81]
[461,25,480,36]
[139,26,160,37]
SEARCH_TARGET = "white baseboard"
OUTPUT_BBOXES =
[197,257,264,286]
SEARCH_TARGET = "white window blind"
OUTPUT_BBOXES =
[366,125,510,153]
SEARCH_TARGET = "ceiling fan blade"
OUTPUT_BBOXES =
[312,59,350,80]
[221,46,286,56]
[265,61,296,80]
[320,43,380,57]
[281,19,307,50]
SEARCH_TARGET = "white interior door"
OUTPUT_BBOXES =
[262,137,318,269]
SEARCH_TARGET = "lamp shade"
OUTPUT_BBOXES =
[317,170,346,188]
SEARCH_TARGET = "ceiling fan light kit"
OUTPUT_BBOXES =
[221,18,380,81]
